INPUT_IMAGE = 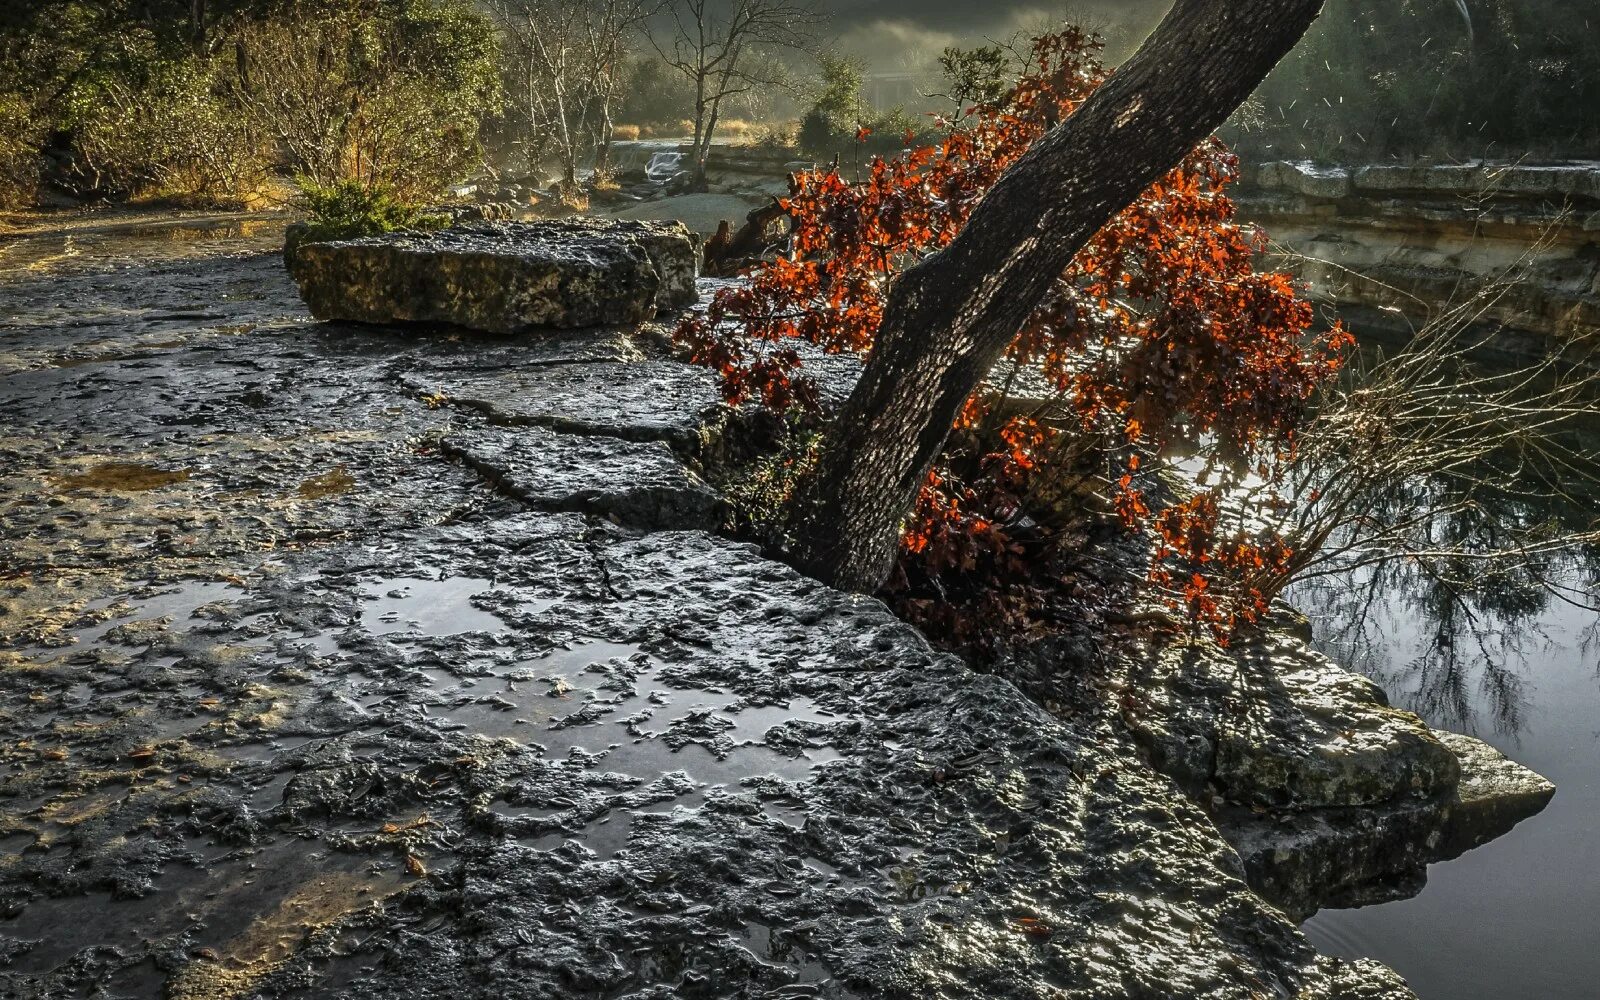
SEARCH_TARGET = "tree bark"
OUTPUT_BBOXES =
[190,0,207,56]
[782,0,1328,592]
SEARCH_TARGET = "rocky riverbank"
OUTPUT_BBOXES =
[0,213,1551,998]
[1233,160,1600,362]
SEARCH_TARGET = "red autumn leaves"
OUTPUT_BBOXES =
[677,27,1349,646]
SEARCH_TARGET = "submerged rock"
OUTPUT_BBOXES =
[289,219,699,333]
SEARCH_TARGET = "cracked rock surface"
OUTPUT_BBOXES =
[440,425,725,531]
[0,212,1547,999]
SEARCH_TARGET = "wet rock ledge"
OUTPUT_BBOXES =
[0,221,1552,1000]
[1234,160,1600,362]
[289,218,700,332]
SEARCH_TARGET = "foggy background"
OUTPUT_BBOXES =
[822,1,1167,63]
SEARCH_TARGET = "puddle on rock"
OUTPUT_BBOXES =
[452,640,849,862]
[735,921,833,983]
[49,462,192,492]
[295,467,356,500]
[0,838,405,979]
[359,576,508,636]
[60,580,249,650]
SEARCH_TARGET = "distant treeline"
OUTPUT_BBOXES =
[5,0,1598,211]
[1230,0,1600,162]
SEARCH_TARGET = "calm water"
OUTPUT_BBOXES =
[1297,577,1600,998]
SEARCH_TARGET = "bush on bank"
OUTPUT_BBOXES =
[0,0,501,209]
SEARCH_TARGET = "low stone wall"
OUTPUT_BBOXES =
[1235,160,1600,362]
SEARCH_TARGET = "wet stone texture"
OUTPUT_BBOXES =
[440,426,726,531]
[289,219,700,333]
[0,212,1542,1000]
[1008,614,1553,923]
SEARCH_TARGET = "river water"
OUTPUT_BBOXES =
[1296,543,1600,996]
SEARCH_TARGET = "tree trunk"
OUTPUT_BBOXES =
[694,100,721,192]
[594,106,614,177]
[782,0,1328,593]
[190,0,207,56]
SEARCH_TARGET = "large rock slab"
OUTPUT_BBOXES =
[442,424,726,531]
[290,219,699,333]
[0,514,1406,999]
[408,358,725,451]
[1012,619,1550,920]
[1116,630,1461,811]
[1220,732,1554,919]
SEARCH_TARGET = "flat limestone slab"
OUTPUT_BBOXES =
[18,514,1408,999]
[409,358,725,450]
[442,425,726,531]
[290,219,699,333]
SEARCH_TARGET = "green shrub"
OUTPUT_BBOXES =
[0,0,500,208]
[0,92,43,208]
[65,54,268,205]
[228,0,501,202]
[297,178,448,243]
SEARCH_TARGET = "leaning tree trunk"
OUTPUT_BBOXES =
[783,0,1329,592]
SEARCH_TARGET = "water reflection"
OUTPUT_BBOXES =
[1292,354,1600,997]
[1281,341,1600,736]
[0,213,288,281]
[1288,467,1600,736]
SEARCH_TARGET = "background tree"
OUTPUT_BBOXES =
[932,45,1010,124]
[616,55,699,132]
[0,0,499,206]
[227,0,500,201]
[492,0,653,194]
[648,0,823,190]
[797,55,867,155]
[586,0,661,178]
[1233,0,1600,160]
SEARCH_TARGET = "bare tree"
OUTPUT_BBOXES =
[649,0,822,190]
[1267,264,1600,734]
[586,0,660,178]
[779,0,1332,592]
[494,0,655,194]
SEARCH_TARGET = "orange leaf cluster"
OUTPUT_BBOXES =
[676,27,1351,645]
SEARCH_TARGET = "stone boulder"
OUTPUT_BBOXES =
[1011,619,1552,921]
[289,219,699,333]
[1221,729,1555,918]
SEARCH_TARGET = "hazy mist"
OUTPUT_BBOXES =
[822,1,1169,65]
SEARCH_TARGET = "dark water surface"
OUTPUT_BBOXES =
[1298,583,1600,998]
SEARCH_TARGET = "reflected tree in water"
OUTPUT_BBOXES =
[1272,276,1600,735]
